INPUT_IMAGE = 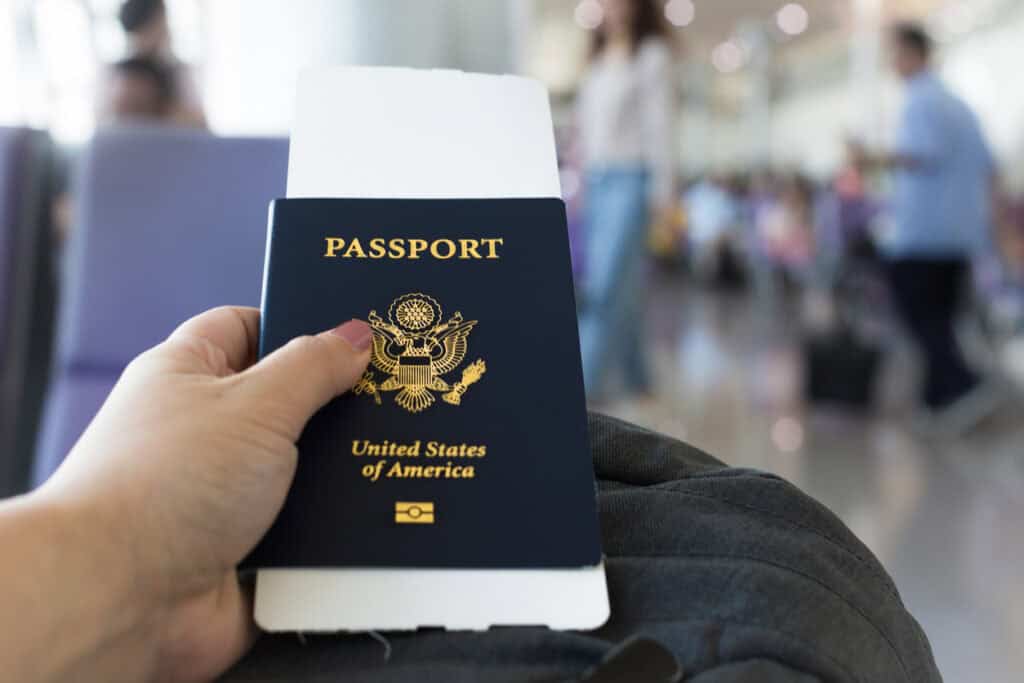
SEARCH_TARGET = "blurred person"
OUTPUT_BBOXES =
[833,138,880,263]
[684,174,742,284]
[55,58,178,244]
[760,174,816,280]
[576,0,677,400]
[814,141,884,298]
[748,168,780,214]
[857,23,997,425]
[54,57,179,246]
[744,168,783,294]
[107,55,177,123]
[98,0,206,128]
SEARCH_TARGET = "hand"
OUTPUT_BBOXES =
[649,202,682,255]
[21,307,371,682]
[654,202,678,232]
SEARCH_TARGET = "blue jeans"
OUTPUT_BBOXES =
[578,169,651,399]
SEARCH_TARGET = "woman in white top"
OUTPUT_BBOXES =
[576,0,677,401]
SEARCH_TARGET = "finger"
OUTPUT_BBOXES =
[238,320,372,430]
[169,306,261,373]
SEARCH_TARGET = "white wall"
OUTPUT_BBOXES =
[940,8,1024,190]
[203,0,520,135]
[203,0,358,135]
[767,77,902,178]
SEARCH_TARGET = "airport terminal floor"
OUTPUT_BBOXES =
[599,270,1024,682]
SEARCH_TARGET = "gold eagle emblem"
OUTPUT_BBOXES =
[353,293,486,413]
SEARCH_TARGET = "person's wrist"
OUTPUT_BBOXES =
[40,418,185,608]
[27,485,166,678]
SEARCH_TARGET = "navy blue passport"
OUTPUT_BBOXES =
[243,198,602,570]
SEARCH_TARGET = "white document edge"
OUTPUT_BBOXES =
[256,66,609,633]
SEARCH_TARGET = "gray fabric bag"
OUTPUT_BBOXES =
[223,413,941,682]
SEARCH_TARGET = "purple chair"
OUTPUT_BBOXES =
[0,127,53,497]
[32,127,288,486]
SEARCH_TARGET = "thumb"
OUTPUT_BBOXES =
[237,320,373,437]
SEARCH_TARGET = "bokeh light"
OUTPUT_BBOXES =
[574,0,604,31]
[664,0,695,28]
[776,3,809,36]
[771,417,805,453]
[711,41,746,73]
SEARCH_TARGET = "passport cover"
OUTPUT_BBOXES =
[244,197,602,569]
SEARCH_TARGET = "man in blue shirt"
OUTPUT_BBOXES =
[867,23,995,418]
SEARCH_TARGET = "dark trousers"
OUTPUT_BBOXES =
[886,257,979,409]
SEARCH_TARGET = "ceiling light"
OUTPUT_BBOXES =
[664,0,695,28]
[777,3,810,36]
[771,417,805,453]
[574,0,604,31]
[711,41,746,73]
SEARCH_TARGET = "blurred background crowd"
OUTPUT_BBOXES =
[2,1,1024,681]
